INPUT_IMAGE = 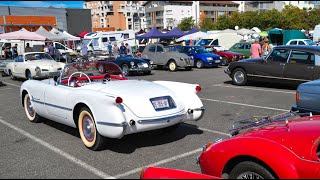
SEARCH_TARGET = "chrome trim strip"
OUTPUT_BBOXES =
[247,74,309,82]
[31,98,72,111]
[195,106,205,121]
[137,114,184,124]
[96,121,127,127]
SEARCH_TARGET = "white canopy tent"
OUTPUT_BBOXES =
[176,31,208,42]
[49,28,69,41]
[236,28,256,35]
[35,26,62,41]
[62,31,80,41]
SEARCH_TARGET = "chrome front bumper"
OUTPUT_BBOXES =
[224,68,231,75]
[129,67,152,72]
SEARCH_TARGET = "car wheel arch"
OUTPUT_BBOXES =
[222,155,278,179]
[21,90,29,107]
[167,59,176,66]
[73,103,91,128]
[25,69,31,78]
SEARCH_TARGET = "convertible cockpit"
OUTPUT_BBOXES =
[57,62,127,87]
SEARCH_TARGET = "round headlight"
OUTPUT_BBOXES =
[219,57,222,60]
[130,61,135,67]
[180,57,184,61]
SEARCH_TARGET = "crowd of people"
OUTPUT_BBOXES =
[80,41,137,59]
[250,37,272,59]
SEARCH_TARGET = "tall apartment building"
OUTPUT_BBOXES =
[250,1,317,11]
[142,1,255,31]
[84,1,146,32]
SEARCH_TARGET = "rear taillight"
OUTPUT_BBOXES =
[196,85,202,92]
[115,97,123,104]
[140,167,147,179]
[296,91,299,105]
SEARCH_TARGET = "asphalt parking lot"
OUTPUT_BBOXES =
[0,66,297,179]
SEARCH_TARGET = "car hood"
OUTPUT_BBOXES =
[83,80,185,118]
[27,60,64,66]
[297,80,320,93]
[235,116,320,161]
[117,57,147,63]
[196,53,221,59]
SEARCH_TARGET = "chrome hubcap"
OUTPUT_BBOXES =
[196,61,202,68]
[237,172,264,179]
[83,115,94,142]
[122,65,128,75]
[169,62,176,70]
[234,71,244,84]
[26,96,35,117]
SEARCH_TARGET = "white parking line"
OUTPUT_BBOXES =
[183,123,231,137]
[113,148,203,179]
[213,84,295,94]
[200,98,288,112]
[0,117,115,179]
[0,87,12,91]
[0,81,21,88]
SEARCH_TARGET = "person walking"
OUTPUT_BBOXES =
[11,45,18,58]
[80,42,88,61]
[262,37,271,58]
[250,38,262,58]
[125,43,132,56]
[112,44,119,57]
[48,42,56,60]
[119,42,127,56]
[189,39,194,46]
[107,42,113,56]
[25,43,34,53]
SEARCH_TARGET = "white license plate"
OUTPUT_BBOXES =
[152,99,169,109]
[215,60,221,63]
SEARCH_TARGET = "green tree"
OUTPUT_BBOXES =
[259,9,283,30]
[281,5,308,30]
[215,14,233,30]
[199,15,216,31]
[177,17,195,31]
[240,11,261,29]
[306,9,320,30]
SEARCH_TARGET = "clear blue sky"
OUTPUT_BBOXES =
[0,1,85,8]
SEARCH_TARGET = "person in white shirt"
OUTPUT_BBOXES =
[80,42,88,60]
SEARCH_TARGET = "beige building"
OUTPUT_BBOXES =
[84,1,147,32]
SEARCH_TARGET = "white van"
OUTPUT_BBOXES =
[79,30,136,53]
[196,32,242,50]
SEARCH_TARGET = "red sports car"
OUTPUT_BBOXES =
[140,167,220,179]
[198,111,320,179]
[203,45,245,66]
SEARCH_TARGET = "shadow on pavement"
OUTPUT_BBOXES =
[42,118,203,153]
[223,80,299,90]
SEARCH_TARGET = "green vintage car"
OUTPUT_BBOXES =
[229,42,252,59]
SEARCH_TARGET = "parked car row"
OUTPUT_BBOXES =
[5,43,320,179]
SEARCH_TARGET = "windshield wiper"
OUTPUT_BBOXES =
[229,111,312,136]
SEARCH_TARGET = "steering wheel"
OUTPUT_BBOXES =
[68,72,91,87]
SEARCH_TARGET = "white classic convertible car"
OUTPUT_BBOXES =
[6,52,65,80]
[20,62,205,150]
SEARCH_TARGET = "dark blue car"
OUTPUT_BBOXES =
[99,55,153,76]
[176,46,222,68]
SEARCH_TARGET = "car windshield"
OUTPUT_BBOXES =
[59,62,124,85]
[193,46,208,53]
[305,39,316,45]
[25,53,54,61]
[198,39,213,46]
[82,39,91,46]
